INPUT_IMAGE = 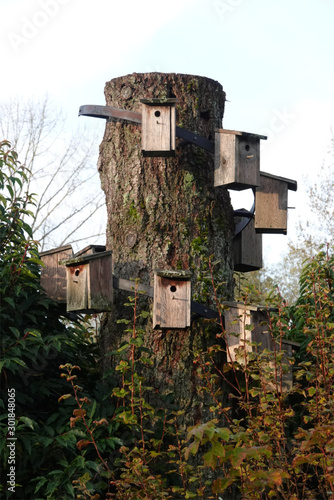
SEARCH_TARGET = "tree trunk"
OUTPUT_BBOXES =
[98,72,235,424]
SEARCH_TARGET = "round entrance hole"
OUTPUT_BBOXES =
[245,144,250,152]
[154,110,161,117]
[170,285,177,293]
[75,269,80,277]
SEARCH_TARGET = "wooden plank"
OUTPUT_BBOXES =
[66,263,88,312]
[87,254,113,311]
[40,245,73,302]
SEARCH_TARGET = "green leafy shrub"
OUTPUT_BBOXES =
[0,141,104,499]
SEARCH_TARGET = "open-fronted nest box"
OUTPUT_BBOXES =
[141,98,177,157]
[233,217,262,272]
[153,270,191,329]
[40,245,73,303]
[223,302,297,391]
[255,172,297,234]
[63,250,113,313]
[214,129,267,190]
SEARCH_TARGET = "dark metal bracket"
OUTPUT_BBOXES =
[79,105,214,153]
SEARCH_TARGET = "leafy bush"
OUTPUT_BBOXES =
[0,141,104,499]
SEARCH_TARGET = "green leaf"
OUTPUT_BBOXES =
[19,416,36,430]
[4,297,15,309]
[34,476,48,494]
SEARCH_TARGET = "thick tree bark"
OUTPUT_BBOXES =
[98,72,235,423]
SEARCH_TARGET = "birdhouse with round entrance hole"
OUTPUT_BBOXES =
[153,270,191,329]
[214,129,267,190]
[63,247,113,313]
[141,98,177,157]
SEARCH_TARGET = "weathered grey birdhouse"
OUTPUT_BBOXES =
[214,129,267,190]
[141,98,177,157]
[255,172,297,234]
[153,270,191,329]
[40,245,73,303]
[233,217,262,272]
[64,249,113,313]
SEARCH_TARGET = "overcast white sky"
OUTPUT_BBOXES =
[1,0,334,264]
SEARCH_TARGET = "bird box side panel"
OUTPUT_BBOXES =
[87,255,113,312]
[255,176,288,234]
[153,276,191,329]
[224,305,252,362]
[142,105,174,156]
[40,246,73,302]
[236,136,260,189]
[233,218,263,272]
[214,131,237,187]
[250,310,272,350]
[66,264,88,312]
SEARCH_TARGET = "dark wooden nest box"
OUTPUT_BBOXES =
[233,217,263,272]
[40,244,73,303]
[153,270,192,329]
[141,98,177,157]
[214,129,267,190]
[62,246,113,313]
[255,172,297,234]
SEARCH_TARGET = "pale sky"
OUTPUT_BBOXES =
[1,0,334,263]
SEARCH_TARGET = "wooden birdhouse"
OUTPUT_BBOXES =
[233,216,263,272]
[153,270,191,329]
[223,302,297,392]
[255,172,297,234]
[40,245,73,303]
[63,249,113,313]
[214,129,267,190]
[223,302,270,363]
[141,98,177,157]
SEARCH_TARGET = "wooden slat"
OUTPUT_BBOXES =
[255,174,288,234]
[66,263,88,312]
[40,245,73,302]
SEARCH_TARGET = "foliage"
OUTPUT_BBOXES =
[0,140,105,499]
[186,249,334,499]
